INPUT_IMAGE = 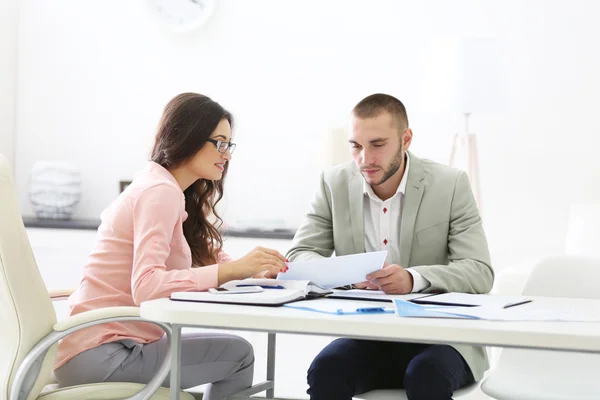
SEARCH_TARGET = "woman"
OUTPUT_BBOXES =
[54,93,288,399]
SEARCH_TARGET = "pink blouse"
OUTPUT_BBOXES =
[55,161,231,369]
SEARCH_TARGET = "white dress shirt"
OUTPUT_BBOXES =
[363,153,429,292]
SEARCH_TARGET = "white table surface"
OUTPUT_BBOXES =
[140,296,600,353]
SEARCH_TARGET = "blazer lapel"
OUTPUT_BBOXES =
[400,152,425,266]
[348,172,366,253]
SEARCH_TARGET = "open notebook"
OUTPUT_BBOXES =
[170,278,333,306]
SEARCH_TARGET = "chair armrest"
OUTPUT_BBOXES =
[11,306,170,400]
[47,287,75,300]
[53,306,140,331]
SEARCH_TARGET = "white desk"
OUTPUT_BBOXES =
[140,296,600,400]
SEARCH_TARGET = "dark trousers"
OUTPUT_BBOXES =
[307,339,475,400]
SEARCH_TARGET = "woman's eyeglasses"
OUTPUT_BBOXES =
[207,139,236,154]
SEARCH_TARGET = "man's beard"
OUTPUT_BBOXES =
[372,149,404,186]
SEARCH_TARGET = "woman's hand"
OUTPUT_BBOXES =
[237,246,288,277]
[219,246,288,284]
[253,269,279,279]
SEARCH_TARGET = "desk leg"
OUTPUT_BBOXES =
[170,324,182,400]
[266,333,276,399]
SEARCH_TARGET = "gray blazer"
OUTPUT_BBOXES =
[286,151,494,381]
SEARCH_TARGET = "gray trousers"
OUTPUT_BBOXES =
[54,332,255,400]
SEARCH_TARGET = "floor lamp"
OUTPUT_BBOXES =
[422,37,508,217]
[449,112,482,208]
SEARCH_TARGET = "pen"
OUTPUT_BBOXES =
[236,284,285,289]
[503,299,533,309]
[332,307,395,314]
[356,307,392,313]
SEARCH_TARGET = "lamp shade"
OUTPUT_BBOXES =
[421,37,509,114]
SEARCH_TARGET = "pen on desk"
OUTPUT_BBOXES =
[356,307,393,313]
[236,284,285,289]
[503,299,533,309]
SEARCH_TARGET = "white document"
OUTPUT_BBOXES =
[278,251,387,289]
[437,303,600,322]
[411,292,530,308]
[328,289,428,303]
[394,299,600,322]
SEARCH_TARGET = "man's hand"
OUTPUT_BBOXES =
[353,262,389,289]
[352,280,379,290]
[365,264,414,294]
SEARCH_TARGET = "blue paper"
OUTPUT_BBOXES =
[393,299,480,319]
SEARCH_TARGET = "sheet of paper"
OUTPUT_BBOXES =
[328,289,428,303]
[412,292,529,308]
[278,251,387,289]
[437,303,600,322]
[394,299,600,322]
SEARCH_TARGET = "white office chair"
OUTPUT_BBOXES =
[352,382,478,400]
[0,153,194,400]
[481,255,600,400]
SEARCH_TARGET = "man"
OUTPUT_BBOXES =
[286,93,494,400]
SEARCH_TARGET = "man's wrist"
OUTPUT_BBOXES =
[406,268,428,293]
[406,270,414,292]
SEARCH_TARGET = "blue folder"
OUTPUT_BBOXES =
[284,303,395,315]
[394,299,480,319]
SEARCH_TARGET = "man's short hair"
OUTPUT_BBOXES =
[352,93,409,131]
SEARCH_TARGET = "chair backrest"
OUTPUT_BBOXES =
[0,154,58,400]
[521,255,600,299]
[564,203,600,257]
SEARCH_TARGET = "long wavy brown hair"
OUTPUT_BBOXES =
[150,93,231,266]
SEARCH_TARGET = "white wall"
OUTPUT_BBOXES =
[14,0,600,268]
[0,0,17,166]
